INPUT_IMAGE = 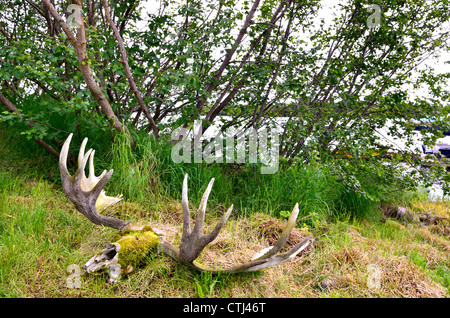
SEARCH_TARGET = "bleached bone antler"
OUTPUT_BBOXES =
[158,175,312,273]
[60,134,312,277]
[59,133,129,231]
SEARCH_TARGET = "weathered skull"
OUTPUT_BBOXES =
[83,226,161,283]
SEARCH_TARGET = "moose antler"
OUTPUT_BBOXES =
[60,133,129,231]
[60,134,312,280]
[158,175,312,273]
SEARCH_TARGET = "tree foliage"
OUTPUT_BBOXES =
[0,0,449,194]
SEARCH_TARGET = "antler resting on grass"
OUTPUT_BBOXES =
[60,134,312,282]
[60,133,128,231]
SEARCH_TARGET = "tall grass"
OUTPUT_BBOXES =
[106,132,161,203]
[0,121,391,224]
[101,132,383,223]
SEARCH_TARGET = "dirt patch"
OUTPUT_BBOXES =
[256,219,306,248]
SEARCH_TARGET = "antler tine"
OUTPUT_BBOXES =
[59,133,73,180]
[193,177,214,236]
[178,175,233,264]
[90,169,114,202]
[74,147,94,188]
[253,203,300,260]
[181,174,191,237]
[59,134,130,231]
[204,204,233,243]
[88,150,107,182]
[78,137,88,167]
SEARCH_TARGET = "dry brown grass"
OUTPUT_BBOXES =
[107,203,448,298]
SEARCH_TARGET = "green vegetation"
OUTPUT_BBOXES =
[1,0,449,298]
[2,0,450,195]
[115,226,161,273]
[90,129,403,225]
[0,125,449,298]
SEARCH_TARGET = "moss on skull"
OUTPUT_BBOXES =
[115,225,161,274]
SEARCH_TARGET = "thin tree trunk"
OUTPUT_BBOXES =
[103,0,160,137]
[42,0,135,149]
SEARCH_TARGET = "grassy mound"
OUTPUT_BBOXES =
[0,126,448,297]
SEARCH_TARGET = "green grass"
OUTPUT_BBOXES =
[0,124,449,298]
[0,173,83,297]
[409,250,450,294]
[0,170,448,297]
[96,130,383,226]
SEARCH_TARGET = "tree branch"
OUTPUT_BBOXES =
[0,91,59,158]
[103,0,160,137]
[195,0,262,115]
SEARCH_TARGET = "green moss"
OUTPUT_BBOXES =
[116,226,161,273]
